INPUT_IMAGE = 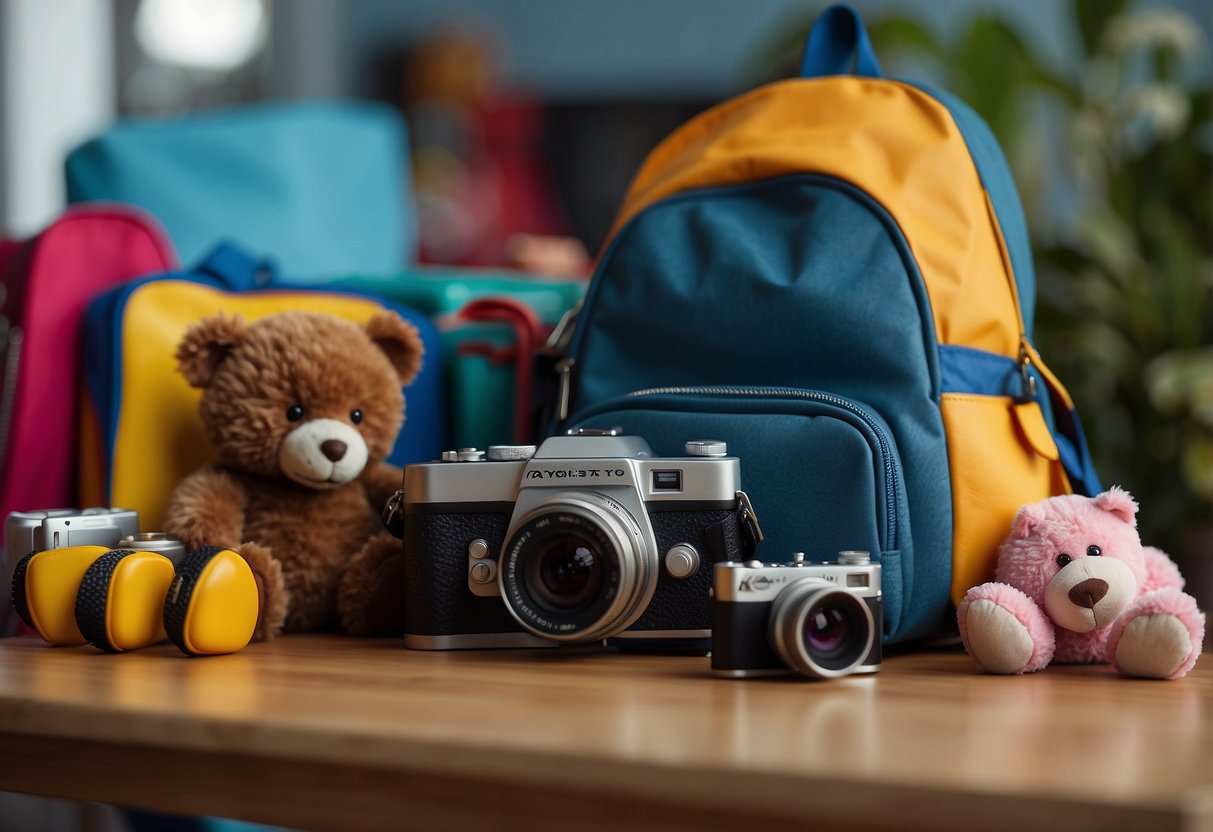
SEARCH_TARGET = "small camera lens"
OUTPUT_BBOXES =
[770,581,875,678]
[529,534,603,609]
[802,596,868,667]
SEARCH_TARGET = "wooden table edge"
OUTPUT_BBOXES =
[1,723,1206,832]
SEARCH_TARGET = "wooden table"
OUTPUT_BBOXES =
[0,634,1209,832]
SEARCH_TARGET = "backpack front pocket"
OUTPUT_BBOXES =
[569,386,911,640]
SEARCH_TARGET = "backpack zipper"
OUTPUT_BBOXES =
[625,385,899,550]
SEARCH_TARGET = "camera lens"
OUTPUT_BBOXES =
[528,534,602,609]
[501,492,656,642]
[770,580,875,678]
[802,598,867,665]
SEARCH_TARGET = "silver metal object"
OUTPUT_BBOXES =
[837,550,872,566]
[30,508,139,554]
[117,532,186,565]
[485,445,537,461]
[470,561,496,584]
[664,544,700,579]
[685,440,727,457]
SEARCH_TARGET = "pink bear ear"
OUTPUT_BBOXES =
[1010,502,1048,539]
[1093,486,1138,527]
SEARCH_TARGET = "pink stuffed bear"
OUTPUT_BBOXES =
[958,487,1204,679]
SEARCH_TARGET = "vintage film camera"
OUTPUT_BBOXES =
[394,430,761,649]
[712,551,882,679]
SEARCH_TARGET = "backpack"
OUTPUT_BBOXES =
[78,243,446,530]
[554,5,1100,645]
[0,204,177,522]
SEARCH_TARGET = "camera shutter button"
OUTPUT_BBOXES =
[664,544,700,579]
[837,550,871,565]
[485,445,537,461]
[685,440,727,457]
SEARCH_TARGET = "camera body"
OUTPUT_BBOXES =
[5,508,139,580]
[2,508,142,636]
[402,431,753,649]
[712,552,882,679]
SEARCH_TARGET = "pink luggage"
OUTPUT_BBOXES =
[0,204,177,521]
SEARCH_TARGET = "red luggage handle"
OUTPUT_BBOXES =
[456,297,552,444]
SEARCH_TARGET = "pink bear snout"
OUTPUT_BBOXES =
[1043,556,1137,634]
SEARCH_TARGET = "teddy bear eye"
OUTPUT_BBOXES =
[286,404,305,422]
[350,409,363,425]
[1087,545,1101,557]
[1056,553,1072,567]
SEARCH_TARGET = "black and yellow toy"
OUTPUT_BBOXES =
[74,548,177,652]
[12,545,258,657]
[163,546,259,657]
[12,544,113,646]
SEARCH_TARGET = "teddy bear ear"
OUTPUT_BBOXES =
[1093,486,1138,527]
[176,314,248,388]
[364,312,425,385]
[1010,502,1048,540]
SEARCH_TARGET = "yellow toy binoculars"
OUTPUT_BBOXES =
[12,544,258,656]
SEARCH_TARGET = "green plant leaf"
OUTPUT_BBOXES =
[1076,0,1129,57]
[868,17,938,55]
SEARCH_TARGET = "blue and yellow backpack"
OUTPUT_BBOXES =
[555,5,1100,644]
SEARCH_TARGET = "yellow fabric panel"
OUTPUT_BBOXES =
[96,283,385,529]
[78,394,106,508]
[606,77,1022,357]
[942,394,1071,605]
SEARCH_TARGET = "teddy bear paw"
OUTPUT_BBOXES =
[238,541,289,641]
[1108,589,1205,679]
[958,583,1055,674]
[338,533,406,636]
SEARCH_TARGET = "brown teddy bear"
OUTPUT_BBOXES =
[163,310,423,640]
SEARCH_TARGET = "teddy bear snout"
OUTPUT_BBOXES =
[1044,555,1137,633]
[277,418,369,489]
[1068,578,1109,609]
[320,439,348,462]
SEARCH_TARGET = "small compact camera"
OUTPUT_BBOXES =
[3,508,143,636]
[5,508,140,578]
[396,430,761,649]
[711,552,882,679]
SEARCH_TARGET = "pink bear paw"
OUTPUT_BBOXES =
[958,583,1055,674]
[1108,588,1205,680]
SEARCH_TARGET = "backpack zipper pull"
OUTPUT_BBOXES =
[1016,344,1038,403]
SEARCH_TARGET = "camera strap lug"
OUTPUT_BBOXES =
[736,490,763,557]
[382,489,405,539]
